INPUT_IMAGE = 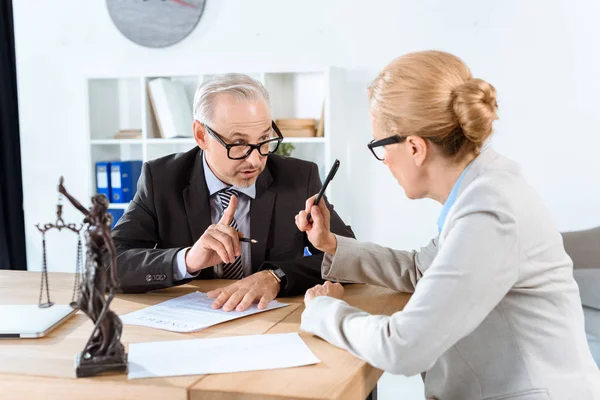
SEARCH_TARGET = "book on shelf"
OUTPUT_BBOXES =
[96,161,143,203]
[114,129,142,139]
[110,161,143,203]
[276,119,317,137]
[95,162,111,200]
[316,103,324,137]
[147,78,194,139]
[107,208,125,229]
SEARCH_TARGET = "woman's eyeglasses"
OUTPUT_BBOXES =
[367,135,405,161]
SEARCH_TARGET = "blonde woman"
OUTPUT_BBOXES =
[295,51,600,400]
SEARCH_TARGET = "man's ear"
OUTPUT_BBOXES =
[406,135,428,167]
[193,120,208,150]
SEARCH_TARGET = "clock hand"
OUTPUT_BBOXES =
[171,0,196,8]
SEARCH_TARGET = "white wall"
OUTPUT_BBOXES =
[13,0,600,397]
[14,0,600,269]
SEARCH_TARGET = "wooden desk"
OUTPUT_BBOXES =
[0,271,410,400]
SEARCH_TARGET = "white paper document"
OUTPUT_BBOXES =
[128,332,320,379]
[120,291,288,333]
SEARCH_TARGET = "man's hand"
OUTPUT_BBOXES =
[295,194,337,255]
[206,271,280,312]
[304,281,344,307]
[185,195,242,274]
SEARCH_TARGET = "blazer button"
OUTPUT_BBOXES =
[146,274,152,282]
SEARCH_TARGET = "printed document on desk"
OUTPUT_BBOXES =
[120,291,288,333]
[128,332,320,379]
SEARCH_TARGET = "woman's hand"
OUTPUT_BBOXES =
[295,194,338,254]
[304,281,344,307]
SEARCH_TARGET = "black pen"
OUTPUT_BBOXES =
[307,159,340,221]
[239,237,258,244]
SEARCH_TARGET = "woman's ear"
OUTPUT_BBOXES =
[193,121,208,150]
[406,136,428,166]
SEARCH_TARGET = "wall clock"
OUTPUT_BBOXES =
[107,0,206,48]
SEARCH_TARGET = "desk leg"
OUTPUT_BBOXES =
[366,384,378,400]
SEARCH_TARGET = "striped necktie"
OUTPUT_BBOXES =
[216,188,244,280]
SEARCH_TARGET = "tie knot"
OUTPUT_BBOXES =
[225,187,239,196]
[220,187,240,197]
[217,187,240,208]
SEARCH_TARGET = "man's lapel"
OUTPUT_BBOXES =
[250,164,276,269]
[182,150,212,242]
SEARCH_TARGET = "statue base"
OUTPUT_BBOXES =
[75,351,128,378]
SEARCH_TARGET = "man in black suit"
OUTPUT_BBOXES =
[112,73,354,312]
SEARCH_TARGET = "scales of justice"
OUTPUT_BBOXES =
[36,177,127,377]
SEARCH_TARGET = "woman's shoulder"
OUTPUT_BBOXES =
[452,150,546,228]
[452,157,526,225]
[462,149,527,202]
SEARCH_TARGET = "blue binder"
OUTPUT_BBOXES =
[95,162,111,200]
[107,208,125,229]
[110,161,142,203]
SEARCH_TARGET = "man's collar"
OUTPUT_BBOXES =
[202,154,256,199]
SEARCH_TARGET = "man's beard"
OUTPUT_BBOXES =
[225,163,264,187]
[235,177,256,188]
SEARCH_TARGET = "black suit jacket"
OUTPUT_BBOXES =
[111,147,354,295]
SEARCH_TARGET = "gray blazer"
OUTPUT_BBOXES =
[301,148,600,400]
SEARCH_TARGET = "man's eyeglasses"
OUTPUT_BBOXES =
[204,121,284,160]
[367,135,405,161]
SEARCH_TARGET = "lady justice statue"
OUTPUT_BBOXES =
[57,177,127,377]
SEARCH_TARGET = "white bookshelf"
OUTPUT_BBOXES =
[90,139,144,145]
[85,68,356,223]
[141,137,326,145]
[105,203,129,210]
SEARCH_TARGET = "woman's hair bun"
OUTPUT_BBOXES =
[451,78,498,146]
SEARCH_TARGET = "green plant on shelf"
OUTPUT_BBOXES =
[275,143,295,157]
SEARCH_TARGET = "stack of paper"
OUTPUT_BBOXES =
[120,291,288,333]
[127,332,320,379]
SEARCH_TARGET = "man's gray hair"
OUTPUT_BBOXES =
[193,73,270,125]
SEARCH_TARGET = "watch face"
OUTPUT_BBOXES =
[273,268,285,280]
[107,0,206,48]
